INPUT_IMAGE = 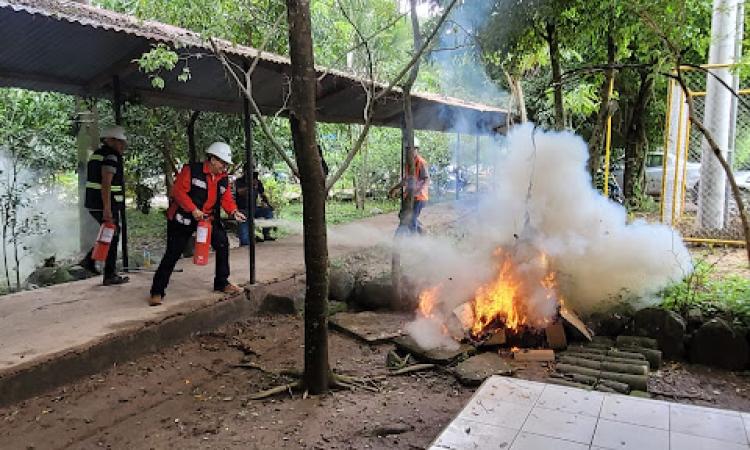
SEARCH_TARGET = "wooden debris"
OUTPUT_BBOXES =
[598,379,630,394]
[557,355,648,376]
[555,363,648,391]
[547,379,592,390]
[616,335,658,349]
[617,346,662,369]
[595,385,618,393]
[388,364,436,376]
[591,336,615,346]
[571,373,598,385]
[513,349,555,362]
[560,307,593,341]
[480,329,506,347]
[545,321,567,350]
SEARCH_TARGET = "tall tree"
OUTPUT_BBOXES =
[285,0,330,394]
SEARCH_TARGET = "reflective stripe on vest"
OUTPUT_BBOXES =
[89,154,104,161]
[86,182,123,192]
[113,195,125,202]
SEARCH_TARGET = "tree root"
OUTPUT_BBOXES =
[248,381,301,400]
[248,370,384,400]
[388,363,435,376]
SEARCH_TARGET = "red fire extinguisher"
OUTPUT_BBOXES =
[193,219,212,266]
[92,221,116,261]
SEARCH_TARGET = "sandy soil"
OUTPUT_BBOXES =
[1,311,749,450]
[0,315,472,450]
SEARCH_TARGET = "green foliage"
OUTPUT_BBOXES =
[0,89,75,172]
[259,176,289,216]
[735,128,750,170]
[281,199,400,225]
[661,260,750,326]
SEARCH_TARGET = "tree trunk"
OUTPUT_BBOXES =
[286,0,330,394]
[159,132,178,194]
[587,33,616,178]
[623,69,654,201]
[392,0,422,307]
[546,21,565,130]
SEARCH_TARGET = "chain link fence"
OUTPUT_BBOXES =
[661,65,750,243]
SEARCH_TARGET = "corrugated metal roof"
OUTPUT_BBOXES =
[0,0,509,134]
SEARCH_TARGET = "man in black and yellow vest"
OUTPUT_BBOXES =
[149,142,247,306]
[80,126,130,285]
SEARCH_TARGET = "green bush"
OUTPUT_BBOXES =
[261,177,289,217]
[661,260,750,326]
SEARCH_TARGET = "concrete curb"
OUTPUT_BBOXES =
[0,277,300,407]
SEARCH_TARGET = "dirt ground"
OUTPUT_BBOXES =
[2,311,750,450]
[1,226,748,449]
[0,315,473,450]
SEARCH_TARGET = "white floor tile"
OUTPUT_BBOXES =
[592,418,669,450]
[600,395,670,430]
[459,397,533,430]
[479,376,545,407]
[430,417,518,450]
[671,404,747,444]
[510,431,589,450]
[536,385,604,418]
[521,406,597,444]
[671,431,750,450]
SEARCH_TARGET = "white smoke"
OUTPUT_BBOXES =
[402,124,693,349]
[0,151,80,290]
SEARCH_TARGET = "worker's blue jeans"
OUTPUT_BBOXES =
[396,200,426,236]
[410,200,426,233]
[238,207,274,245]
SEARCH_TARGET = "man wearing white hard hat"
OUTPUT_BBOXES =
[388,137,430,233]
[149,142,247,306]
[80,126,130,285]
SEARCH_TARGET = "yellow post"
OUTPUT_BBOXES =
[680,119,692,216]
[671,92,686,224]
[660,79,674,222]
[603,76,615,198]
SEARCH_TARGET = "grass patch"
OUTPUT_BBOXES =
[661,260,750,327]
[280,199,400,225]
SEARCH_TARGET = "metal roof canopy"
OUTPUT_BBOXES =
[0,0,509,135]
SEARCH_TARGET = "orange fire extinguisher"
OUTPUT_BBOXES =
[193,219,212,266]
[92,221,116,261]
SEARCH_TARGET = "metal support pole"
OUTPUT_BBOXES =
[113,76,129,272]
[242,65,256,284]
[475,135,480,194]
[455,133,461,200]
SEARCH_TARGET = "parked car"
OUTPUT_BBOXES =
[736,170,750,192]
[612,152,701,197]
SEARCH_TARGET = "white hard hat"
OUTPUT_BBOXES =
[101,126,127,142]
[206,141,233,164]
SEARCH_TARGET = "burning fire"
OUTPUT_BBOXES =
[416,246,561,340]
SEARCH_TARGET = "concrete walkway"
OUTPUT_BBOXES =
[430,376,750,450]
[0,203,457,405]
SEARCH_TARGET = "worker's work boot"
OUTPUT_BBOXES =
[103,274,129,286]
[220,283,243,295]
[148,295,163,306]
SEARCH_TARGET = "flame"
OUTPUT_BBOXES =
[418,284,442,319]
[471,258,525,334]
[414,245,561,342]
